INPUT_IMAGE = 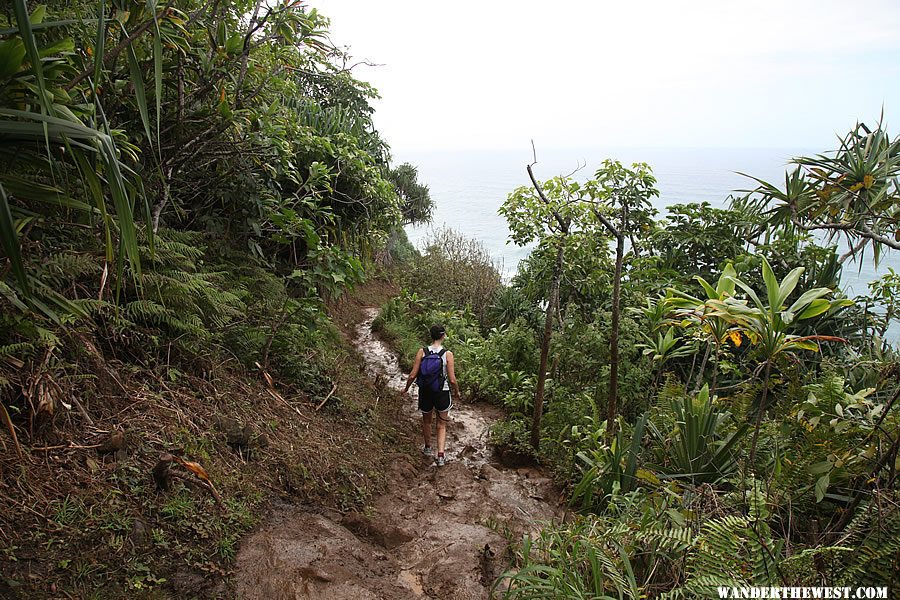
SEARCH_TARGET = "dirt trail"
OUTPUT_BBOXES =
[233,308,563,599]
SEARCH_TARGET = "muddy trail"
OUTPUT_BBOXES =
[233,308,564,599]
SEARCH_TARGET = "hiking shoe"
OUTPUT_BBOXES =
[423,445,434,457]
[436,455,446,467]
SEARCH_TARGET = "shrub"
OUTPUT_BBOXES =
[403,227,502,327]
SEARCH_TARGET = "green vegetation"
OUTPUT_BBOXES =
[379,124,899,597]
[0,1,427,595]
[2,0,897,595]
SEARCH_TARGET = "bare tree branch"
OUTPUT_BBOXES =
[528,140,570,234]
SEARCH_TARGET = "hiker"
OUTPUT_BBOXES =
[403,324,460,466]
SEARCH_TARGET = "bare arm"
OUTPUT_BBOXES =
[446,351,461,399]
[403,348,424,393]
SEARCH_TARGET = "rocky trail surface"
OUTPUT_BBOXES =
[233,308,564,599]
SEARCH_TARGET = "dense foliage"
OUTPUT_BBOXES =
[0,1,429,594]
[0,0,437,407]
[379,125,900,597]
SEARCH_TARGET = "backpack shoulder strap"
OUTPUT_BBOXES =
[437,348,447,357]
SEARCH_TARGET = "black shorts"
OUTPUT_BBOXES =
[418,388,452,414]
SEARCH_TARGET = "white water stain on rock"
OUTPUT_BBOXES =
[234,306,563,599]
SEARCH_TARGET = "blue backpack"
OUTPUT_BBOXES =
[417,347,446,393]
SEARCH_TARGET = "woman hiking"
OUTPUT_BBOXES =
[403,324,460,466]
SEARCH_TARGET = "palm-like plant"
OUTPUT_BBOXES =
[649,384,749,484]
[2,1,151,319]
[743,121,900,265]
[636,327,696,390]
[668,263,740,393]
[571,415,648,512]
[706,257,852,463]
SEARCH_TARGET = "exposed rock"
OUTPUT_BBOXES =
[341,512,414,549]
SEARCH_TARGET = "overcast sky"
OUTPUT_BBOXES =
[309,1,900,154]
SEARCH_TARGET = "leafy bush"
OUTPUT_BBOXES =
[489,418,538,464]
[402,227,502,327]
[570,415,648,512]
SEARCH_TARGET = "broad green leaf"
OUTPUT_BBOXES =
[29,4,47,25]
[809,461,833,474]
[788,287,831,314]
[784,339,820,352]
[814,472,830,503]
[718,263,737,296]
[761,257,780,309]
[225,32,244,55]
[0,39,26,79]
[695,275,718,299]
[727,276,764,312]
[216,20,226,47]
[37,36,74,58]
[796,298,831,320]
[776,266,804,307]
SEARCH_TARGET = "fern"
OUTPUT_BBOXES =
[836,498,900,586]
[0,342,35,359]
[40,252,99,281]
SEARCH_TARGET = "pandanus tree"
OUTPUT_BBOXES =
[744,120,900,266]
[706,257,853,464]
[389,163,433,226]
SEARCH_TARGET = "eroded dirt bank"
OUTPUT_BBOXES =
[233,308,563,599]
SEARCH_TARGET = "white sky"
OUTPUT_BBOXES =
[309,1,900,154]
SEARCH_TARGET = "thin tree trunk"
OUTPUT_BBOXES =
[749,360,772,464]
[531,242,564,449]
[151,166,174,233]
[605,235,624,443]
[693,341,711,393]
[686,348,698,393]
[711,343,721,396]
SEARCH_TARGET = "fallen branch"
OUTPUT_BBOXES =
[70,396,94,426]
[31,442,103,452]
[315,382,338,412]
[267,388,306,419]
[256,361,307,419]
[0,402,22,459]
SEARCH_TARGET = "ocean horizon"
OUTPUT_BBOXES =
[403,146,897,300]
[402,147,900,296]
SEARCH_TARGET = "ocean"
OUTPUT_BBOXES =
[403,146,897,299]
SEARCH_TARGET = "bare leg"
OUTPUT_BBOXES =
[422,411,433,448]
[436,410,450,455]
